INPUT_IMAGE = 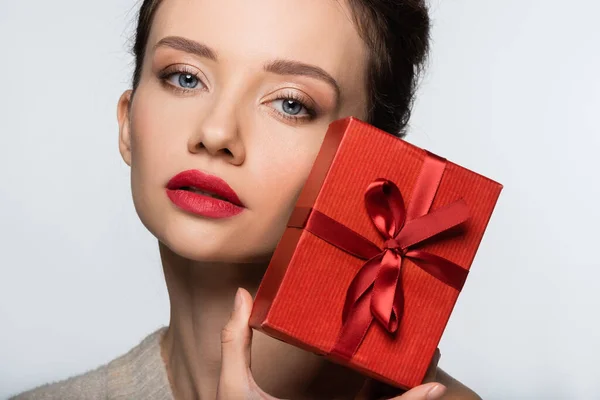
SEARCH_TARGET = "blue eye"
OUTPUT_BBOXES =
[271,95,314,119]
[159,66,203,92]
[281,99,303,115]
[174,73,199,89]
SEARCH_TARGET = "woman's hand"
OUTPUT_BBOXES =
[216,287,447,400]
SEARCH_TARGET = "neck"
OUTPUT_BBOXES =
[158,240,266,400]
[158,241,369,400]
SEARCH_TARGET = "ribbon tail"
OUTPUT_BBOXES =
[342,253,384,322]
[394,199,469,249]
[330,290,374,361]
[392,272,405,331]
[370,250,402,332]
[406,250,469,291]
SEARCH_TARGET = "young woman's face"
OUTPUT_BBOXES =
[117,0,369,263]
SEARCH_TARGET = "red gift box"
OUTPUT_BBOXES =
[249,117,503,390]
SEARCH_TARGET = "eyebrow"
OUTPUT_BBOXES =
[263,60,340,103]
[154,36,341,102]
[155,36,218,61]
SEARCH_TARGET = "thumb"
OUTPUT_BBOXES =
[218,288,254,392]
[391,383,446,400]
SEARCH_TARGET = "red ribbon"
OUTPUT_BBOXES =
[288,152,471,361]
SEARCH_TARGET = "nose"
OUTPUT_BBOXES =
[187,99,246,165]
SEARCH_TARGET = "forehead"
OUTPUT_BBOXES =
[148,0,368,99]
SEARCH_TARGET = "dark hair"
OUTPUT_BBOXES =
[130,0,430,138]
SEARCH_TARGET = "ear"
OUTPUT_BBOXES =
[117,90,133,166]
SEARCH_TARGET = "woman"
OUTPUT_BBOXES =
[12,0,482,399]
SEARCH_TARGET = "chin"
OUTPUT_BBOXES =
[139,209,275,264]
[161,238,236,262]
[131,187,285,264]
[159,234,275,264]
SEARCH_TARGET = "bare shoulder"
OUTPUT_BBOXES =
[436,368,482,400]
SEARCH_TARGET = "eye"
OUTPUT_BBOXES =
[269,91,317,121]
[158,65,205,93]
[273,98,308,116]
[171,73,200,89]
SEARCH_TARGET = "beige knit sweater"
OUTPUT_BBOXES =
[9,327,176,400]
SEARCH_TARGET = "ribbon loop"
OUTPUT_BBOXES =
[365,179,406,239]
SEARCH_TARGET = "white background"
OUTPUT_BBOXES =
[1,1,598,399]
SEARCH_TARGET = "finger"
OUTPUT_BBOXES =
[217,287,254,397]
[433,348,441,365]
[422,348,441,384]
[354,377,374,400]
[390,383,446,400]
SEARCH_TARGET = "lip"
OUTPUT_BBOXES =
[166,169,245,218]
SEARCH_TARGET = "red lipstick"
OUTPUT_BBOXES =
[166,170,245,218]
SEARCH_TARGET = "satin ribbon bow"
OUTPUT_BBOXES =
[289,152,471,360]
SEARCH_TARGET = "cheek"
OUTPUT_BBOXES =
[243,159,311,259]
[240,120,329,251]
[130,94,185,168]
[128,89,199,193]
[127,91,189,230]
[262,164,305,212]
[252,144,317,225]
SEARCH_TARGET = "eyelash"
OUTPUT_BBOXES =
[158,66,318,123]
[158,65,203,95]
[270,91,317,122]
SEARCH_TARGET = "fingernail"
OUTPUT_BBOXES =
[234,287,243,311]
[427,384,446,400]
